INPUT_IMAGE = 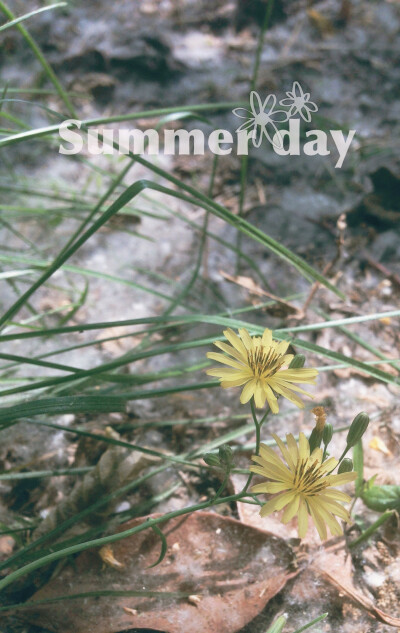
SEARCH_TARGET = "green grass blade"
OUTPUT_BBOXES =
[0,1,75,116]
[0,3,67,33]
[0,396,125,428]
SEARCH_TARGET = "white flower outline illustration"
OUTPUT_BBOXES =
[279,81,318,123]
[233,91,288,150]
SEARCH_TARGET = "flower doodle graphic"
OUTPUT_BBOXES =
[279,81,318,123]
[233,91,287,149]
[233,82,319,150]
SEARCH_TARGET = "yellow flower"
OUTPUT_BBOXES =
[206,328,318,412]
[250,432,357,540]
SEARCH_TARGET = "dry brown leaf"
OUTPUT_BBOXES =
[312,543,400,628]
[219,271,299,316]
[22,512,297,633]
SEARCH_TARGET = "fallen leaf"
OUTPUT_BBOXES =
[219,271,299,316]
[312,543,400,628]
[22,512,297,633]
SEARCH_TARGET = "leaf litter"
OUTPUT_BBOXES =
[20,512,297,633]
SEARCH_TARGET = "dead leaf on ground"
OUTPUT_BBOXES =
[219,271,299,317]
[22,512,297,633]
[312,543,400,628]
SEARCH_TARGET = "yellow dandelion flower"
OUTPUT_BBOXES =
[206,327,318,412]
[250,432,357,540]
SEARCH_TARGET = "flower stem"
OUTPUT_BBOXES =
[251,398,261,455]
[242,398,261,492]
[212,470,230,503]
[259,406,270,428]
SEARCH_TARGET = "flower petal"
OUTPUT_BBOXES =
[261,328,273,348]
[223,328,248,357]
[279,97,294,107]
[271,433,296,471]
[318,456,338,473]
[299,107,312,123]
[250,454,293,483]
[254,381,266,408]
[253,448,294,479]
[261,92,277,113]
[282,494,300,523]
[292,81,303,97]
[274,369,318,383]
[298,432,310,460]
[320,489,351,503]
[285,434,299,464]
[221,377,252,387]
[240,379,257,404]
[259,490,295,516]
[262,382,279,413]
[250,90,264,115]
[269,381,305,409]
[315,503,344,536]
[236,119,257,133]
[275,339,290,356]
[232,107,252,119]
[317,497,350,522]
[297,497,308,538]
[214,340,247,362]
[306,100,318,112]
[308,498,327,540]
[270,108,289,123]
[250,464,292,482]
[206,352,247,370]
[251,481,289,494]
[238,328,254,351]
[206,367,250,378]
[326,472,357,486]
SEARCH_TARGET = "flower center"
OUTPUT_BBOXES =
[254,112,272,126]
[247,345,284,379]
[293,458,328,496]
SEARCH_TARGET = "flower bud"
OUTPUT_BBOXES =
[289,354,305,369]
[203,453,221,467]
[338,458,354,474]
[323,423,333,447]
[218,444,233,466]
[309,427,323,453]
[346,412,369,448]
